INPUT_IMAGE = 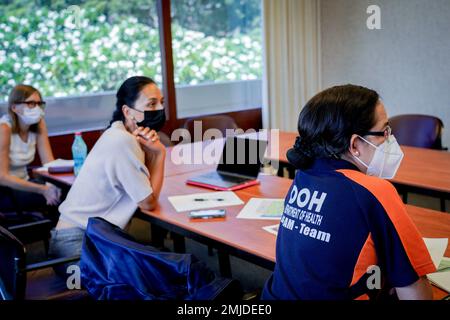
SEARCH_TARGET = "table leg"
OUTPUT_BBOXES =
[172,233,186,253]
[218,250,232,278]
[150,223,166,248]
[403,192,408,204]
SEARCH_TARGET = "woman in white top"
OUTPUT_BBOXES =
[48,76,166,262]
[0,84,61,219]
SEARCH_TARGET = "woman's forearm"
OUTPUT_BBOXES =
[0,173,45,195]
[145,149,166,201]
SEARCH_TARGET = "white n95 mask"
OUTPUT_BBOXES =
[17,107,44,125]
[353,135,404,179]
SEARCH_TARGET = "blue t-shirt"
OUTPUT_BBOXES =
[262,158,435,300]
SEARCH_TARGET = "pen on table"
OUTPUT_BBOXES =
[193,198,225,201]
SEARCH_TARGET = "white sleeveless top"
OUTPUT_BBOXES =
[0,114,37,180]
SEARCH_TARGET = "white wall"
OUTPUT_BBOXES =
[320,0,450,147]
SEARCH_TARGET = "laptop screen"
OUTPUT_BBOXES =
[217,136,268,178]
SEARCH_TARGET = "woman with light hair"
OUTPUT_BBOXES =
[0,84,61,220]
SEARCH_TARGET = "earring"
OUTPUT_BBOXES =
[355,151,360,156]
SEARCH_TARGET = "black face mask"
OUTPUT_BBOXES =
[134,109,166,132]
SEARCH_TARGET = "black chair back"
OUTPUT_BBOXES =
[0,225,26,300]
[390,114,445,150]
[183,115,239,141]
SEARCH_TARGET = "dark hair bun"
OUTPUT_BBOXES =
[288,84,379,170]
[286,136,314,170]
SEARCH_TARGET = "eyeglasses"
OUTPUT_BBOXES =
[363,125,392,139]
[15,101,46,108]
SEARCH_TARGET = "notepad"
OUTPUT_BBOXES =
[237,198,284,220]
[168,191,244,213]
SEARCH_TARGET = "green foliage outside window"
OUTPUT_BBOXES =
[0,0,262,101]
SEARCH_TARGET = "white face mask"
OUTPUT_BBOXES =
[353,135,404,179]
[17,107,44,125]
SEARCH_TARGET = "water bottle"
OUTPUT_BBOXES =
[72,132,87,176]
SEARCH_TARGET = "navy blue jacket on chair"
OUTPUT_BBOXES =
[80,217,234,300]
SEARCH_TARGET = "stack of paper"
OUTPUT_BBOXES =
[36,159,74,171]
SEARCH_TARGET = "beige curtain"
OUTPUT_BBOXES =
[262,0,321,130]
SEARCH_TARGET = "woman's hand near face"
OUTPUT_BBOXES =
[132,126,166,212]
[133,126,166,155]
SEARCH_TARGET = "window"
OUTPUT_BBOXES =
[0,0,162,134]
[170,0,263,118]
[0,0,264,134]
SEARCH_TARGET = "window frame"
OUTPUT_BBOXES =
[157,0,262,134]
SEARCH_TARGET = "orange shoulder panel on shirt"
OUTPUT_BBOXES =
[350,233,377,287]
[337,169,436,277]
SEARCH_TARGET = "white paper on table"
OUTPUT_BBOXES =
[427,272,450,293]
[35,158,74,172]
[423,238,448,269]
[262,224,280,236]
[168,191,244,213]
[438,257,450,271]
[237,198,284,220]
[422,238,450,293]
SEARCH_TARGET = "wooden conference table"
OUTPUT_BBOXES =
[35,138,450,299]
[264,131,450,211]
[38,131,450,205]
[34,142,211,188]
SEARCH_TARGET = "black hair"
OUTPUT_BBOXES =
[109,76,156,125]
[287,84,380,170]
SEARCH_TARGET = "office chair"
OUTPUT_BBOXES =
[80,217,242,300]
[0,154,72,248]
[389,114,447,211]
[390,114,446,150]
[0,185,54,251]
[0,225,84,300]
[0,211,53,251]
[183,115,239,142]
